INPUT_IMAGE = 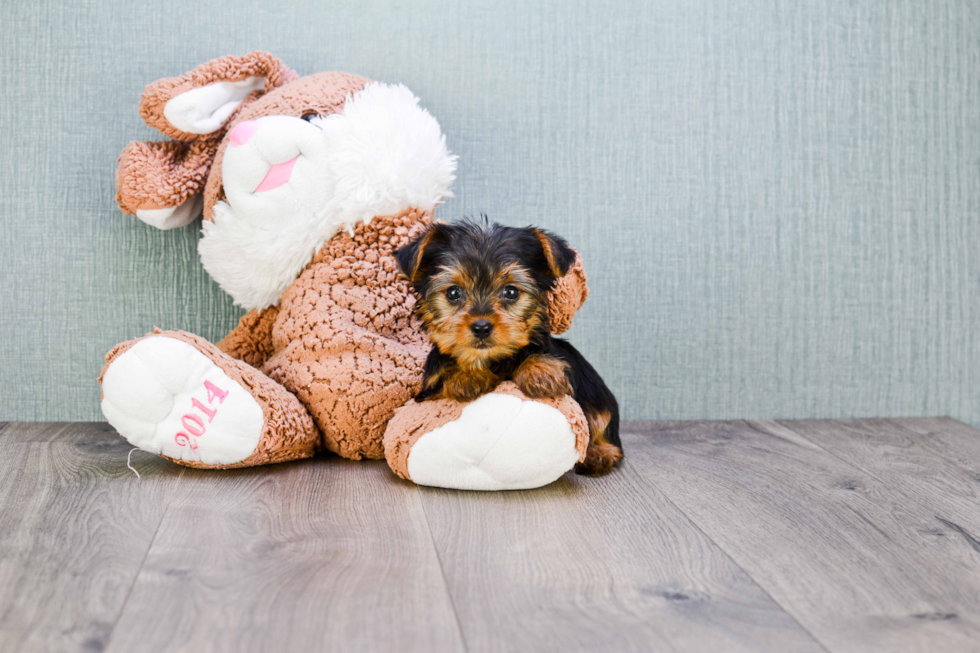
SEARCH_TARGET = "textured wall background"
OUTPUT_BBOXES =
[1,0,978,424]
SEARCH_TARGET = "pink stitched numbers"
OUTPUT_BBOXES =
[175,380,229,449]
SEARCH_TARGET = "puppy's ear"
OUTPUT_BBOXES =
[533,229,577,279]
[396,223,447,283]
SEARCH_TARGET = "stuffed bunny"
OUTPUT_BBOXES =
[100,52,591,490]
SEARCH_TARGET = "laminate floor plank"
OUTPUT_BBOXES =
[104,458,466,653]
[7,419,980,652]
[885,417,980,475]
[0,423,181,653]
[418,458,825,653]
[624,421,980,653]
[774,418,980,535]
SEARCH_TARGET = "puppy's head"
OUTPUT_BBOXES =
[397,218,575,368]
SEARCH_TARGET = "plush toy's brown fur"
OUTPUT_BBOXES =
[104,52,592,473]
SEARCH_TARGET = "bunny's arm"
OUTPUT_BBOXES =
[115,140,214,228]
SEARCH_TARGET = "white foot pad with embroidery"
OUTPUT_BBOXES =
[407,393,580,491]
[101,336,264,466]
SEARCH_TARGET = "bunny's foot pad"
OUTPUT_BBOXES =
[100,332,318,469]
[384,382,589,491]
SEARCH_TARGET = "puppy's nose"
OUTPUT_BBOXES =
[471,320,493,339]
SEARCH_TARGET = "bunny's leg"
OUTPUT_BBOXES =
[264,332,428,462]
[383,382,589,491]
[100,330,317,469]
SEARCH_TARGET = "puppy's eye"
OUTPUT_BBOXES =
[501,286,520,301]
[445,286,464,303]
[301,112,319,122]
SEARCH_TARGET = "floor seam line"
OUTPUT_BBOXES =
[769,418,980,559]
[767,419,961,511]
[765,420,893,486]
[102,466,185,651]
[416,486,471,653]
[807,417,980,484]
[624,436,834,653]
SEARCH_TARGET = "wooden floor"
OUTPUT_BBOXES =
[1,419,980,652]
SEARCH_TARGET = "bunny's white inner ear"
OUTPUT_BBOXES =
[163,76,267,135]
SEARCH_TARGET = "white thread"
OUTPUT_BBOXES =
[127,448,141,479]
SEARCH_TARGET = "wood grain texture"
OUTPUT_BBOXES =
[105,458,465,653]
[624,421,980,652]
[418,461,824,653]
[6,419,980,652]
[884,417,980,474]
[775,418,980,534]
[0,423,180,652]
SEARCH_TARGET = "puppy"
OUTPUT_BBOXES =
[396,218,622,475]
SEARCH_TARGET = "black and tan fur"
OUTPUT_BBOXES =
[396,218,622,475]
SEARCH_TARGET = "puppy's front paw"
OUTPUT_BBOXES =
[514,355,572,399]
[442,368,499,402]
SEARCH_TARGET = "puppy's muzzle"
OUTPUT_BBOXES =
[470,319,494,339]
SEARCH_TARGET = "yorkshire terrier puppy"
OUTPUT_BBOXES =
[396,218,622,475]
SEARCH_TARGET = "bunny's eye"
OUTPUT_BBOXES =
[301,112,319,122]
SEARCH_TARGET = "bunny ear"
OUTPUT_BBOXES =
[138,52,297,140]
[546,252,589,335]
[162,76,267,135]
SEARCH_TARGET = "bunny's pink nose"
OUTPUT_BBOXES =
[229,120,259,147]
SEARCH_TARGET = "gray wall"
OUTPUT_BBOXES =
[2,0,978,424]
